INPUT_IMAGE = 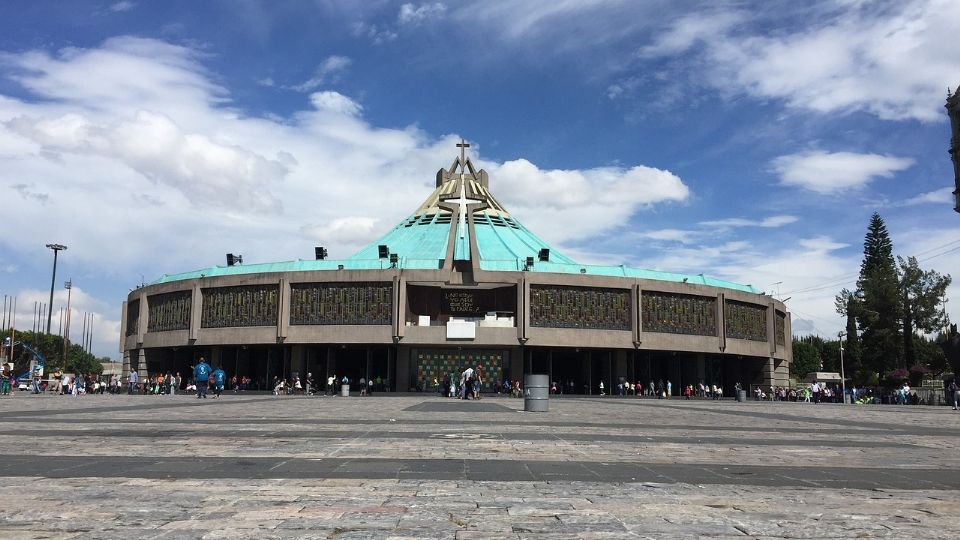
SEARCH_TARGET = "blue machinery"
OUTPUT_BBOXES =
[2,339,47,386]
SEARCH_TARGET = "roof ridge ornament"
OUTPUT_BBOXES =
[448,138,479,180]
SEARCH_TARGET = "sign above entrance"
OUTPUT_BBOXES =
[442,290,483,316]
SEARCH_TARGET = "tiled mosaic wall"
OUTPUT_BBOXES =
[530,286,630,330]
[414,349,504,390]
[724,300,768,342]
[641,291,717,336]
[147,290,191,332]
[201,285,279,328]
[290,282,392,325]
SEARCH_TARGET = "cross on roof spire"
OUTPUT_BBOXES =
[456,138,470,167]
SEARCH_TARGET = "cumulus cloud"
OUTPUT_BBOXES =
[309,91,362,116]
[491,158,689,242]
[771,151,914,194]
[0,36,692,357]
[639,0,960,121]
[5,110,288,212]
[301,217,380,246]
[287,55,352,92]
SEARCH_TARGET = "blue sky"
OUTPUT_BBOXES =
[1,0,958,359]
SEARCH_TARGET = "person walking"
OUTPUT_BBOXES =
[949,380,959,410]
[194,357,211,399]
[128,369,138,395]
[212,366,226,398]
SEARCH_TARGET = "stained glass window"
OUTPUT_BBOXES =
[530,286,630,330]
[201,285,279,328]
[724,300,768,342]
[125,299,139,336]
[290,282,392,325]
[147,290,191,332]
[775,311,787,346]
[641,291,717,336]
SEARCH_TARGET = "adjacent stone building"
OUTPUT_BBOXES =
[121,144,791,395]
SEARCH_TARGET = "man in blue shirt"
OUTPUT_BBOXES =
[194,357,211,399]
[128,369,138,395]
[212,366,226,399]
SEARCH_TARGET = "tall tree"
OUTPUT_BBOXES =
[839,213,901,374]
[898,255,951,367]
[834,293,863,372]
[791,339,821,378]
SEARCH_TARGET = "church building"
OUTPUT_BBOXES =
[121,142,792,395]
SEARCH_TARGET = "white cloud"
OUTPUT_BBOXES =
[309,91,362,116]
[771,151,914,194]
[640,0,960,121]
[5,110,288,212]
[491,158,689,243]
[636,229,699,245]
[109,1,136,12]
[287,55,351,93]
[0,36,692,358]
[903,187,954,206]
[301,217,380,246]
[700,215,798,228]
[6,286,121,361]
[352,22,398,45]
[399,3,447,25]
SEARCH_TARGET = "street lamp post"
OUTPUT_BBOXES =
[44,244,67,334]
[838,331,847,405]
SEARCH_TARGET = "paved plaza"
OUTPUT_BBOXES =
[1,393,959,538]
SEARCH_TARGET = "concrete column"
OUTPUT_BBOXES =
[278,278,289,341]
[137,349,147,380]
[395,346,409,391]
[760,357,776,389]
[122,349,132,376]
[136,293,148,347]
[189,284,202,341]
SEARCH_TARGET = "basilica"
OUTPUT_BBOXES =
[121,143,791,395]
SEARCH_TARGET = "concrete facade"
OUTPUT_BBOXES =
[121,149,792,395]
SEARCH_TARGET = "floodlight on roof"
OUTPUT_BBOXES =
[378,245,389,258]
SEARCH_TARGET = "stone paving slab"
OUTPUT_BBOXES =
[2,393,960,537]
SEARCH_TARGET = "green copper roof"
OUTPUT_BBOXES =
[151,153,758,294]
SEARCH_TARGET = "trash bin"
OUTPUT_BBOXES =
[736,390,746,402]
[524,374,549,412]
[341,384,349,397]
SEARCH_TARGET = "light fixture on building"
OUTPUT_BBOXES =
[226,253,243,266]
[378,245,390,258]
[524,256,534,270]
[315,246,328,260]
[389,253,399,268]
[538,248,550,262]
